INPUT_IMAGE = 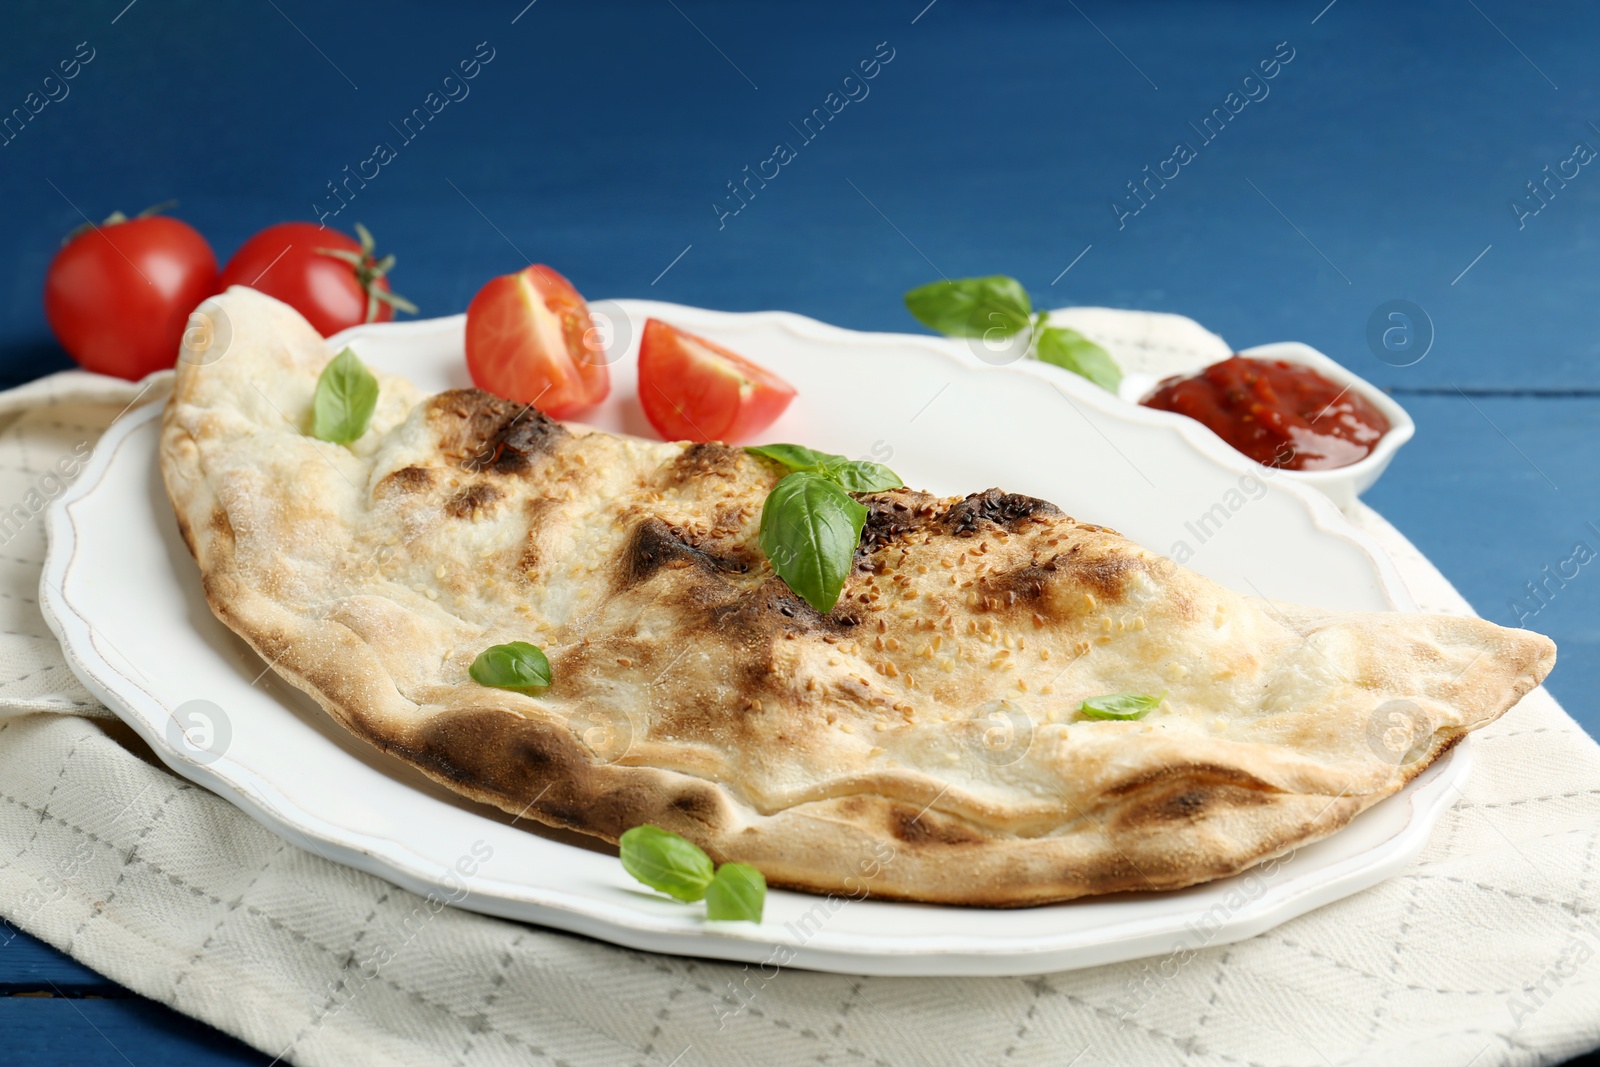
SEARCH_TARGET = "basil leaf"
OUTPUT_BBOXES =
[747,444,903,494]
[904,275,1033,339]
[469,641,552,690]
[619,825,715,902]
[758,471,867,614]
[825,460,903,493]
[744,443,844,473]
[1079,692,1165,721]
[705,863,767,922]
[1035,327,1122,392]
[310,347,380,444]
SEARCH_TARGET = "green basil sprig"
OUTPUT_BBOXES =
[904,275,1032,339]
[746,445,904,613]
[1036,321,1122,392]
[1079,692,1166,721]
[704,863,767,922]
[619,825,714,901]
[903,276,1122,392]
[310,347,380,444]
[469,641,552,690]
[743,443,835,471]
[619,825,767,922]
[758,472,867,615]
[745,444,901,493]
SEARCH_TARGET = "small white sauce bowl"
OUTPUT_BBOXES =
[1047,306,1414,512]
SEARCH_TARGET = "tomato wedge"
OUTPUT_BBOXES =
[636,319,797,443]
[464,265,608,417]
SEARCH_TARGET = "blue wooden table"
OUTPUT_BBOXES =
[3,0,1597,1061]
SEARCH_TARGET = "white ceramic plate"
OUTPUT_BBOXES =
[39,302,1464,977]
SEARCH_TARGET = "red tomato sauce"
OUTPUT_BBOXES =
[1141,356,1390,471]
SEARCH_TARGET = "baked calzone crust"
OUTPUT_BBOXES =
[160,288,1555,906]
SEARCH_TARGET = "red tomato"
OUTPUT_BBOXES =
[464,265,609,418]
[218,222,415,338]
[44,211,219,380]
[636,319,796,443]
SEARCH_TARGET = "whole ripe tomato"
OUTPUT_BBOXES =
[464,265,610,418]
[44,208,219,380]
[636,319,796,443]
[219,222,416,338]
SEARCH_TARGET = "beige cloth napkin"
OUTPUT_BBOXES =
[0,371,1597,1067]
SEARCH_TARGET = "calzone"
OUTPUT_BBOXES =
[161,288,1555,906]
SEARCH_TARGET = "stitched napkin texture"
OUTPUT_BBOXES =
[0,366,1595,1067]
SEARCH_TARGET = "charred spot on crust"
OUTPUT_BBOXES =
[708,577,862,637]
[397,707,667,841]
[444,483,504,520]
[974,542,1139,613]
[1162,791,1208,818]
[428,388,568,474]
[858,491,944,557]
[669,787,719,825]
[619,577,865,709]
[1106,763,1275,798]
[403,708,589,826]
[1053,542,1138,602]
[856,488,1066,565]
[208,508,233,541]
[1105,765,1276,834]
[491,414,567,473]
[535,803,581,828]
[430,389,519,464]
[977,562,1058,609]
[888,804,984,846]
[1116,780,1272,832]
[942,489,1062,537]
[406,707,557,781]
[382,466,436,494]
[670,441,744,483]
[623,517,750,587]
[1064,553,1135,602]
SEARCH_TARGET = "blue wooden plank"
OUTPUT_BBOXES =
[1366,394,1599,735]
[0,925,120,994]
[3,0,1600,391]
[0,996,267,1065]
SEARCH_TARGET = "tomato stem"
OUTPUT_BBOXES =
[61,200,180,245]
[314,222,418,322]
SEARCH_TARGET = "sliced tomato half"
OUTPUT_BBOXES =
[464,265,609,418]
[636,319,797,443]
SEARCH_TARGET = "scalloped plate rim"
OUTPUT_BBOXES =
[35,302,1468,977]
